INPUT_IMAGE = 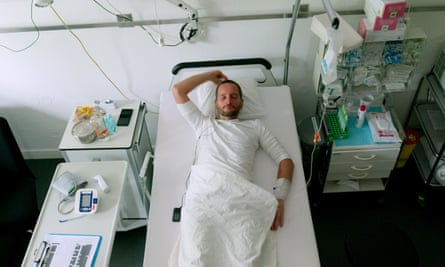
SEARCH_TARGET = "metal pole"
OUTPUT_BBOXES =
[283,0,301,85]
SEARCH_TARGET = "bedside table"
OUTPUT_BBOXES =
[324,107,402,193]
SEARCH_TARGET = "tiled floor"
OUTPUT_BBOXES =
[25,157,445,267]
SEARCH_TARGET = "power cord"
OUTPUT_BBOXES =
[0,0,41,52]
[92,0,186,47]
[49,4,129,100]
[57,195,75,215]
[179,19,199,42]
[306,100,328,187]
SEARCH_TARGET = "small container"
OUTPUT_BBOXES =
[360,94,374,110]
[356,105,366,128]
[72,121,96,144]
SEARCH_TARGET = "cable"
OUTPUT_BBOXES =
[57,195,75,215]
[179,20,198,42]
[59,214,86,223]
[178,124,214,208]
[90,1,161,111]
[306,104,327,187]
[49,5,129,100]
[92,0,185,47]
[0,0,40,52]
[87,0,180,112]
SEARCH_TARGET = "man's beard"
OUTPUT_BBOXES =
[216,103,243,119]
[219,110,240,118]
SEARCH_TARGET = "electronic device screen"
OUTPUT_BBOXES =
[117,108,133,126]
[80,192,91,211]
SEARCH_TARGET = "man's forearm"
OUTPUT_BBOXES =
[172,70,227,104]
[272,158,294,230]
[277,158,294,181]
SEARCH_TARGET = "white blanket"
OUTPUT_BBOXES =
[168,165,278,267]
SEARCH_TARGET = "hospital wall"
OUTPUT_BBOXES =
[0,0,444,159]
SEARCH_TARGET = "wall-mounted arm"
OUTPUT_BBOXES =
[321,0,339,30]
[165,0,200,41]
[165,0,198,20]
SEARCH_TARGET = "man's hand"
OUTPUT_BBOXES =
[271,198,285,231]
[207,70,228,84]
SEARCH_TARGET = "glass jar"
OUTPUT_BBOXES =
[91,105,108,139]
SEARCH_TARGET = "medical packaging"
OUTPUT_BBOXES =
[361,42,385,66]
[365,0,401,31]
[358,18,406,42]
[365,0,406,19]
[383,41,403,64]
[366,111,402,143]
[321,27,343,85]
[367,13,399,31]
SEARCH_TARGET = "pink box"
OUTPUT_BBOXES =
[368,16,399,31]
[365,0,406,19]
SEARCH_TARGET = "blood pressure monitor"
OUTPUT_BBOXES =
[74,188,99,214]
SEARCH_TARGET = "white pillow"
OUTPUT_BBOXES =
[195,78,265,120]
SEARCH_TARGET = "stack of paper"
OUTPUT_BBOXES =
[34,234,102,267]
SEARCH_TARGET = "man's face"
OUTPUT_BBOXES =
[215,82,243,120]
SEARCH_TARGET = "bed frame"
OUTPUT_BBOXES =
[143,58,320,266]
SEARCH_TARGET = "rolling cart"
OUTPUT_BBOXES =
[405,73,445,206]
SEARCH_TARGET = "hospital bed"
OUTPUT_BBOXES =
[143,58,320,267]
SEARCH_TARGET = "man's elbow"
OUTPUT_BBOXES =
[172,84,180,97]
[172,84,187,104]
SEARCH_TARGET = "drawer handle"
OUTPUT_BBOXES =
[353,154,376,160]
[351,165,373,171]
[348,173,369,179]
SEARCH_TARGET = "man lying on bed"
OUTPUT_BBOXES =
[169,70,294,267]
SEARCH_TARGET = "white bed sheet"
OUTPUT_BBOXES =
[143,85,320,267]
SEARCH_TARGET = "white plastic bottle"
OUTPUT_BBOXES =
[356,104,366,128]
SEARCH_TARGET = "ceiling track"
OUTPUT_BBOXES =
[0,5,444,34]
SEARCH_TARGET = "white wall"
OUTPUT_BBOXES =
[0,0,444,159]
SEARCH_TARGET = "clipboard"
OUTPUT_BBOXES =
[33,233,102,267]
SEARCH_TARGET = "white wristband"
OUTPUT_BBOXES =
[273,178,291,200]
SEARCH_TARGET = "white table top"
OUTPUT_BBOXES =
[22,161,128,267]
[58,100,142,150]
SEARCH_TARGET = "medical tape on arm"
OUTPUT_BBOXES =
[273,178,291,200]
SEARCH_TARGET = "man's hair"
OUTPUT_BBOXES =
[215,80,243,99]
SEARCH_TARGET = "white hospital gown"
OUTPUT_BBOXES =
[176,101,290,179]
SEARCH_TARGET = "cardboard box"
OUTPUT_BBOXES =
[365,0,406,19]
[358,18,406,42]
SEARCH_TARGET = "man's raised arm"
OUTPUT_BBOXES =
[172,70,228,104]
